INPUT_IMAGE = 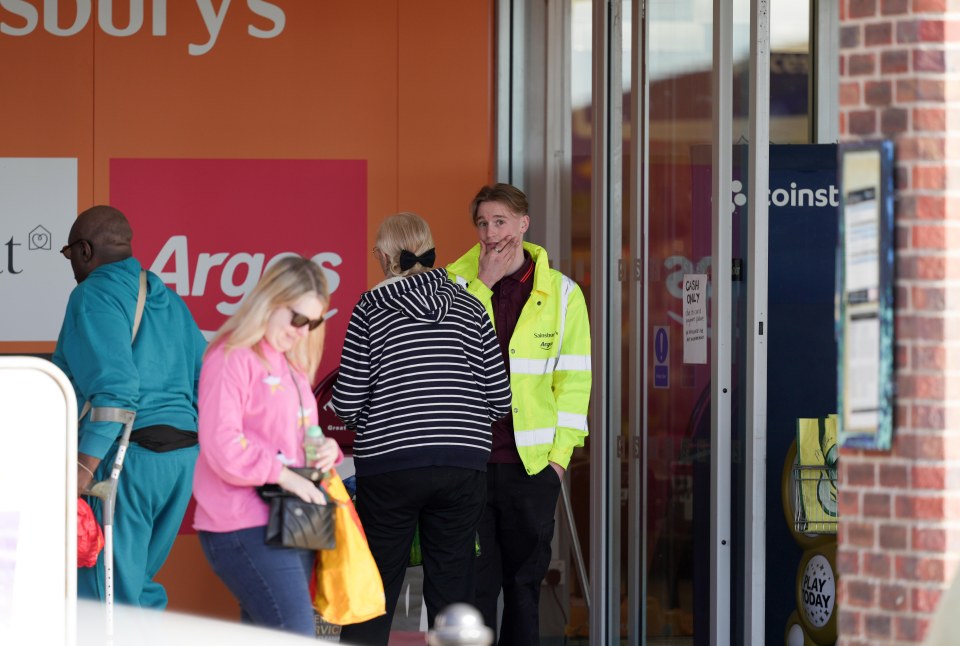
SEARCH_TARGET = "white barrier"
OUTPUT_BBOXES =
[0,356,77,645]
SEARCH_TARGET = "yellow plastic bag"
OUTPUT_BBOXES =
[311,469,386,625]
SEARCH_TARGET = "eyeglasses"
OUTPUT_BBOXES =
[60,239,93,259]
[290,309,324,331]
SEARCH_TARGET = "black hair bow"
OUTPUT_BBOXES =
[399,248,436,271]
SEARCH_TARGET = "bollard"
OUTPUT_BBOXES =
[426,603,494,646]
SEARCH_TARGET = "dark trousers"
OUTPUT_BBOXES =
[339,467,486,646]
[476,462,562,646]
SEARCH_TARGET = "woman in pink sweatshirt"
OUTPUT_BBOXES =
[192,256,342,636]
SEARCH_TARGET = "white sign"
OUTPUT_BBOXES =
[682,274,707,364]
[800,553,836,628]
[0,158,77,342]
[0,357,77,644]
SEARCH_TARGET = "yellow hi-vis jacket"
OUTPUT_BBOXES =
[447,242,592,475]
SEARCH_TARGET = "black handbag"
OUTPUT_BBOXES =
[257,467,336,551]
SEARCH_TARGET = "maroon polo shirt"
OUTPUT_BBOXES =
[489,251,535,463]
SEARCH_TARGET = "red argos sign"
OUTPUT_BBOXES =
[110,158,367,380]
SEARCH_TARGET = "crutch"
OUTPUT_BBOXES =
[84,406,136,640]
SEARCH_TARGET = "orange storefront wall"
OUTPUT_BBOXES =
[0,0,495,618]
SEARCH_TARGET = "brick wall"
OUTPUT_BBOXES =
[838,0,960,643]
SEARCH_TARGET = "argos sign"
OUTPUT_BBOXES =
[110,158,367,379]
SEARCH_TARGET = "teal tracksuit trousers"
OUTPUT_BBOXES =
[78,442,198,609]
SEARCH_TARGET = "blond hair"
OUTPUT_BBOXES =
[375,212,435,277]
[206,256,329,379]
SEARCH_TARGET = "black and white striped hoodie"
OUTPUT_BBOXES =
[332,267,511,477]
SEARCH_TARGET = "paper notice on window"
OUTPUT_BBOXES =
[844,188,880,301]
[683,274,707,364]
[845,313,880,432]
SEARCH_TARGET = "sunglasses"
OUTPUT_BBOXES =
[60,238,93,259]
[290,309,324,331]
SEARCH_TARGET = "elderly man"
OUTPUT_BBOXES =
[52,205,206,609]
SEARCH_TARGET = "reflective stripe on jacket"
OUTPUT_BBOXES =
[447,242,592,475]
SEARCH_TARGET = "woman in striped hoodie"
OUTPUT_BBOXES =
[333,212,511,646]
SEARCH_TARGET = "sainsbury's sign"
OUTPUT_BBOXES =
[0,0,286,56]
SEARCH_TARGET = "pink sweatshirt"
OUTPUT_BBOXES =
[193,340,340,532]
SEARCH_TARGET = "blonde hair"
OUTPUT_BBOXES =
[375,212,435,278]
[206,256,329,379]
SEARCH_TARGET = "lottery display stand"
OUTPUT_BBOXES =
[782,417,839,645]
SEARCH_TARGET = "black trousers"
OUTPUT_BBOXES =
[339,466,486,646]
[476,462,562,646]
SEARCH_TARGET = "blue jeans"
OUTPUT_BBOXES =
[198,526,316,636]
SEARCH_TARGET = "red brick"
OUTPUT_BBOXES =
[863,81,893,106]
[846,579,877,606]
[868,552,894,578]
[841,81,862,106]
[896,555,948,582]
[913,586,943,613]
[922,137,950,160]
[897,494,946,520]
[847,462,877,486]
[896,284,911,308]
[849,521,878,546]
[865,22,893,45]
[849,52,877,75]
[895,165,910,191]
[898,19,921,43]
[880,463,909,487]
[882,0,908,12]
[897,78,946,102]
[917,195,947,218]
[849,110,877,134]
[895,432,946,460]
[881,48,910,73]
[912,226,948,250]
[897,136,946,162]
[919,19,946,41]
[841,24,862,48]
[865,493,893,517]
[895,314,945,343]
[879,582,908,609]
[913,347,947,371]
[865,611,893,638]
[913,107,946,131]
[915,48,946,72]
[880,523,909,549]
[917,256,948,280]
[911,285,947,310]
[913,527,948,552]
[838,548,861,575]
[840,490,861,515]
[913,465,947,490]
[912,403,947,429]
[897,403,911,427]
[895,616,929,643]
[914,165,946,189]
[913,0,947,12]
[839,609,862,635]
[850,0,878,17]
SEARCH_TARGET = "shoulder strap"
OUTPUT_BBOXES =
[80,270,148,420]
[132,270,147,342]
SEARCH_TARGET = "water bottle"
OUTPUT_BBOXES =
[305,424,324,466]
